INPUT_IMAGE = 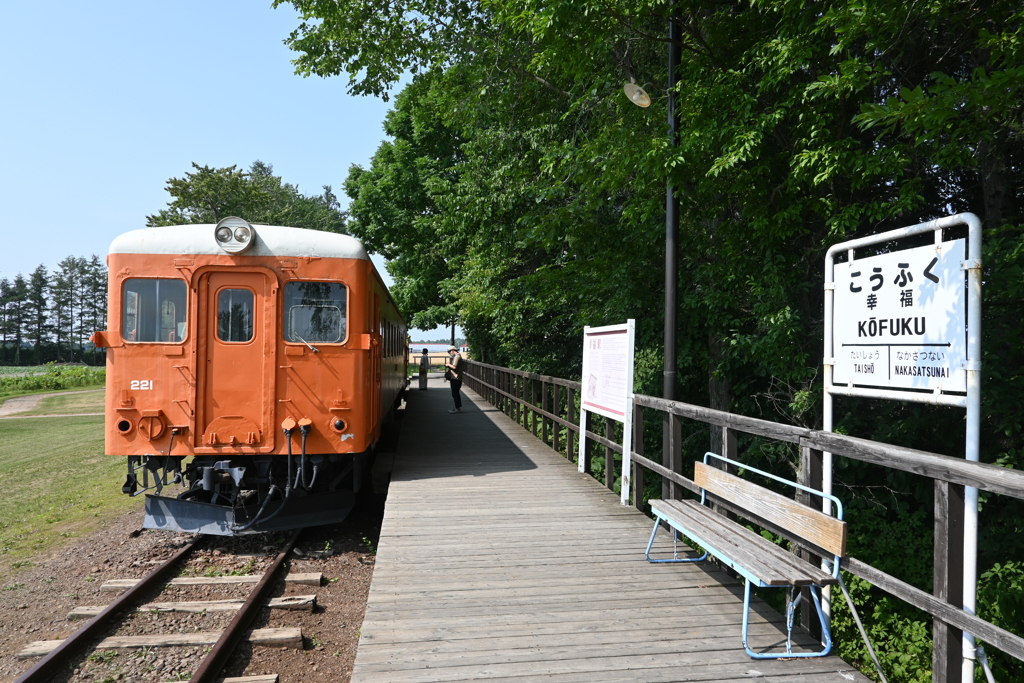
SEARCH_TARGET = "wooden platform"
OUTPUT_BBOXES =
[353,379,869,682]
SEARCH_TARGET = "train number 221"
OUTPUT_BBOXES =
[130,380,153,390]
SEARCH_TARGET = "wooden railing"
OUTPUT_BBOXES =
[464,359,1024,681]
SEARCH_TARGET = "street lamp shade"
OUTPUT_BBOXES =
[623,82,651,108]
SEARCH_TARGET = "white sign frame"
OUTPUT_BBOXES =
[824,213,982,683]
[579,319,635,505]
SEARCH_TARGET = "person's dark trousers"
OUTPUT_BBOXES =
[451,378,463,409]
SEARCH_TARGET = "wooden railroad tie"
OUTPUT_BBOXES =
[17,627,303,659]
[98,572,322,592]
[68,594,316,620]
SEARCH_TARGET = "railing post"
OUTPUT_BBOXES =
[799,445,824,640]
[542,381,549,446]
[662,412,681,500]
[567,387,576,463]
[606,418,616,490]
[500,370,504,408]
[722,426,738,465]
[516,376,523,425]
[933,479,965,683]
[632,404,644,510]
[583,411,593,474]
[711,426,740,519]
[531,378,539,437]
[553,384,562,455]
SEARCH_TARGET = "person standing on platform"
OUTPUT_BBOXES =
[445,345,465,413]
[418,348,430,390]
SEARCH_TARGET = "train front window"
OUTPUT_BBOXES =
[217,288,255,342]
[284,281,346,344]
[122,279,187,343]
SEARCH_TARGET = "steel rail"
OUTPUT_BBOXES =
[14,538,199,683]
[189,528,303,683]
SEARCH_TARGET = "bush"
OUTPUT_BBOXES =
[0,363,105,395]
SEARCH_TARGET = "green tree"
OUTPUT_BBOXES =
[81,255,107,364]
[8,275,28,365]
[277,2,1024,678]
[345,77,467,332]
[25,265,49,362]
[146,160,347,233]
[50,265,73,362]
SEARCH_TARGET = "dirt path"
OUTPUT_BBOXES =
[0,389,104,417]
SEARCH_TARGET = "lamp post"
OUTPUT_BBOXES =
[624,9,681,498]
[664,11,680,403]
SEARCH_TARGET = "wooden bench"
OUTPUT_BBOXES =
[645,452,846,659]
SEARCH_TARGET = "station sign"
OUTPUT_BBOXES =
[833,239,966,392]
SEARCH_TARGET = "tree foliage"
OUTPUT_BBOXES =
[146,161,348,233]
[278,1,1024,679]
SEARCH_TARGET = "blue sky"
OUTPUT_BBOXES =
[0,1,454,340]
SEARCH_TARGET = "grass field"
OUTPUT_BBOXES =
[0,388,150,581]
[7,389,105,416]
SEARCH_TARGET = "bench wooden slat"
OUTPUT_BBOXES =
[652,499,787,584]
[650,499,837,587]
[695,462,846,557]
[655,498,837,586]
[667,498,837,586]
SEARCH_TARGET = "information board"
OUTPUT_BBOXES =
[579,320,635,504]
[833,239,966,392]
[581,323,633,419]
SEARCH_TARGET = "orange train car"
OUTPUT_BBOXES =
[92,217,407,535]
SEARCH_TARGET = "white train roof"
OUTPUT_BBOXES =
[109,224,370,261]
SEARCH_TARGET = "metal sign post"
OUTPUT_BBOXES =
[579,320,636,505]
[824,213,982,683]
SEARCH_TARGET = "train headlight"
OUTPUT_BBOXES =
[213,217,256,254]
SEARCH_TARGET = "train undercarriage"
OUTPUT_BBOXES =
[124,450,365,536]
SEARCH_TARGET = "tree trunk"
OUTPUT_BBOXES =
[977,136,1015,231]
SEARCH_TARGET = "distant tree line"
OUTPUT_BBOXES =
[0,256,107,366]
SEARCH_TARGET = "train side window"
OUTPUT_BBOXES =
[217,288,255,342]
[122,278,188,343]
[284,281,346,344]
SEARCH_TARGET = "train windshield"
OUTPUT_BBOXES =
[122,278,187,343]
[284,281,346,344]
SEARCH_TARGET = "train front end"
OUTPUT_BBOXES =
[94,218,402,535]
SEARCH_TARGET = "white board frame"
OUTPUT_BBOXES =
[824,213,982,683]
[579,319,636,505]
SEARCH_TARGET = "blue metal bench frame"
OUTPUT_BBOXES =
[645,452,844,659]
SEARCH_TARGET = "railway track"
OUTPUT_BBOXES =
[14,529,314,683]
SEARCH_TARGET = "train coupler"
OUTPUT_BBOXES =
[123,455,184,497]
